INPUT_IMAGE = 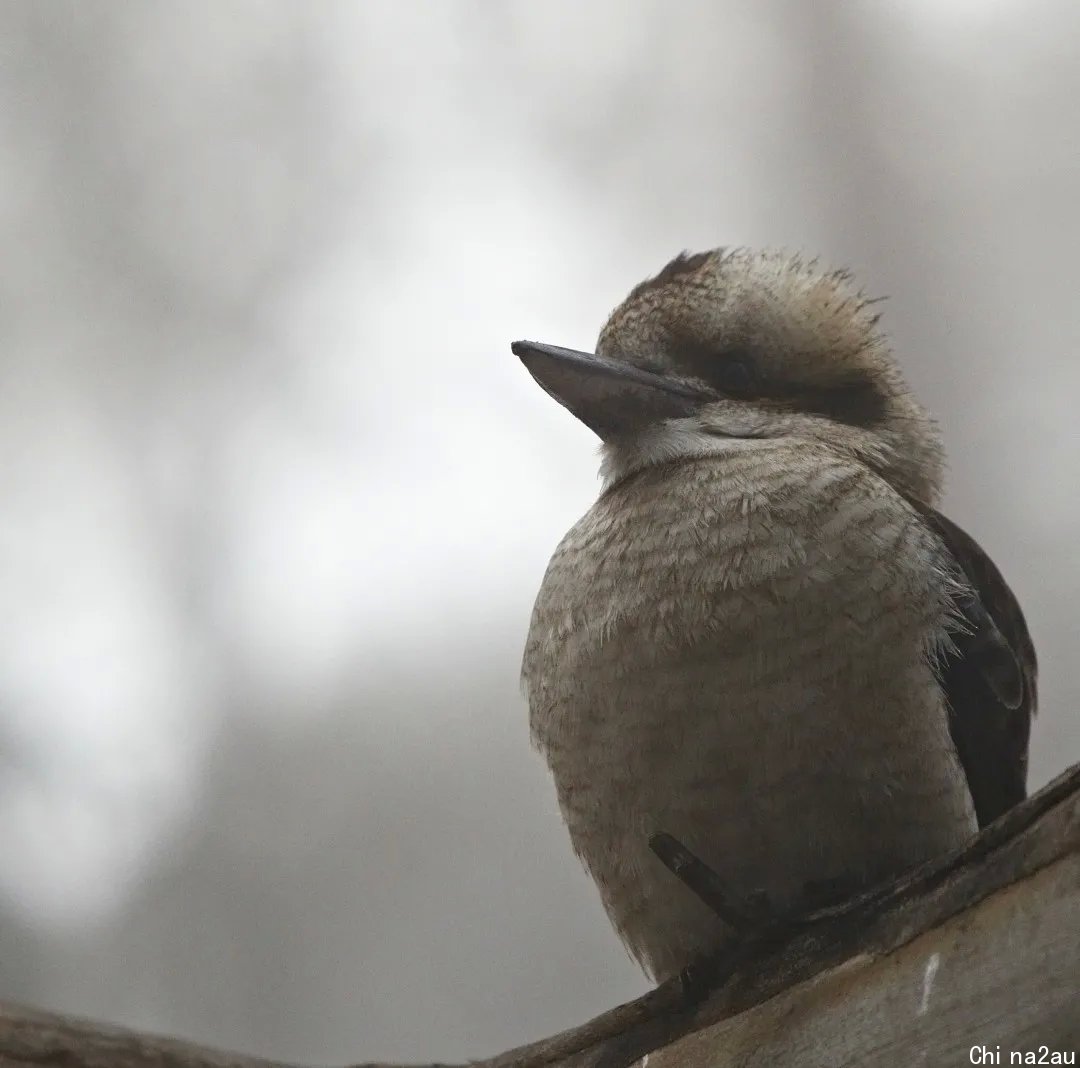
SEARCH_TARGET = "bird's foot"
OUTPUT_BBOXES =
[677,958,714,1005]
[675,932,758,1006]
[650,833,868,1005]
[649,833,777,932]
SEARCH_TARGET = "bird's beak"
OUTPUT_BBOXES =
[512,340,708,441]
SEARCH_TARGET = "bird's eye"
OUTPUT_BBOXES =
[669,338,757,395]
[712,356,755,395]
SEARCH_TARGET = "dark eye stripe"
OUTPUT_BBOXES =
[787,377,890,426]
[669,340,757,394]
[710,357,755,395]
[669,340,889,427]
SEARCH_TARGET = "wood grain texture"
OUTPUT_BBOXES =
[1,762,1078,1068]
[646,854,1080,1067]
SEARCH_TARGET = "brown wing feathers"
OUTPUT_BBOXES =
[923,510,1037,827]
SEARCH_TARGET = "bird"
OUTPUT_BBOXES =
[514,248,1036,983]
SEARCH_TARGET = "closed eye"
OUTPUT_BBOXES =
[669,338,758,396]
[711,356,755,395]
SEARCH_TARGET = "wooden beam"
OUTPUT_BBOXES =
[646,852,1080,1066]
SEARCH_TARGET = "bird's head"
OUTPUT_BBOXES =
[513,248,944,506]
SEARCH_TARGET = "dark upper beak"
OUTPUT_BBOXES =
[511,340,709,441]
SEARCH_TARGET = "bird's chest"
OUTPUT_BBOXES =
[524,465,840,758]
[523,461,951,817]
[521,456,972,978]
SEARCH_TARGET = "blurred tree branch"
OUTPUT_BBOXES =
[2,761,1078,1068]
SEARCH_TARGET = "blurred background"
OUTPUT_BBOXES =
[0,2,1077,1063]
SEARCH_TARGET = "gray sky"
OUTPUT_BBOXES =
[0,2,1077,1063]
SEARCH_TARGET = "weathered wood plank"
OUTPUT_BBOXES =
[646,852,1080,1066]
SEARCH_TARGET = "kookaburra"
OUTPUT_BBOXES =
[514,249,1036,982]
